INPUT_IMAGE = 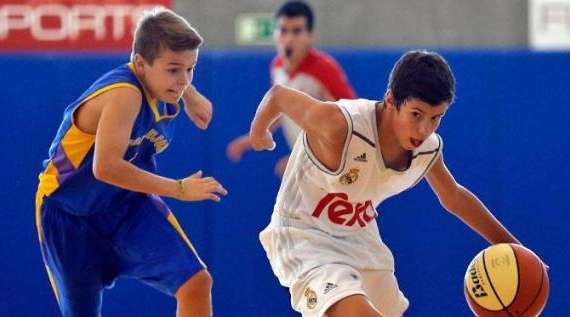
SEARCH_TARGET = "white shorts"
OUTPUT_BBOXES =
[290,264,408,317]
[260,213,408,317]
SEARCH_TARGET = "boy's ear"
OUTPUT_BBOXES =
[384,90,395,110]
[132,53,146,74]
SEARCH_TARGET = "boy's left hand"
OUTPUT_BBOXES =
[183,86,212,130]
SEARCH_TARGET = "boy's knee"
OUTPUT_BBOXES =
[176,269,212,301]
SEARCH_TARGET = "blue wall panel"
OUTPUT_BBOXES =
[0,50,567,316]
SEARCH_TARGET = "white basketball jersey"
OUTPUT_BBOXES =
[263,99,442,282]
[275,98,442,233]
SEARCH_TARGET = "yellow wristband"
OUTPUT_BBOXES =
[176,179,185,198]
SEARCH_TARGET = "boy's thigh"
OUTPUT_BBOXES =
[361,270,409,317]
[39,200,115,316]
[114,195,206,296]
[290,263,368,317]
[290,265,408,317]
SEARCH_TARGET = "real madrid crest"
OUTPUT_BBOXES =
[339,167,360,185]
[304,287,318,310]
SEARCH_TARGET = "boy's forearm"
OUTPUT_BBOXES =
[94,159,178,198]
[452,186,521,245]
[251,86,282,136]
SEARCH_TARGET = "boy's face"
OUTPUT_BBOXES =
[135,48,198,104]
[388,95,449,150]
[274,16,313,62]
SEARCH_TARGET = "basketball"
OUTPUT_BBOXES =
[464,243,549,316]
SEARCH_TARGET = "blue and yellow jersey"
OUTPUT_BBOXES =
[37,63,182,215]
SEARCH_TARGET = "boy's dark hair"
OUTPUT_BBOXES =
[275,1,315,32]
[132,8,203,64]
[388,50,455,108]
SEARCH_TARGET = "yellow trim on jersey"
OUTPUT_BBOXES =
[35,190,45,242]
[166,213,206,268]
[165,102,180,120]
[37,124,95,197]
[60,124,96,169]
[127,62,136,73]
[38,162,60,197]
[127,62,181,122]
[148,96,181,122]
[37,82,139,197]
[82,82,140,104]
[35,191,61,304]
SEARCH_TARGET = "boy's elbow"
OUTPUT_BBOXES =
[92,158,119,182]
[270,84,286,94]
[92,161,108,181]
[269,84,286,102]
[439,185,463,214]
[263,84,291,114]
[440,197,458,214]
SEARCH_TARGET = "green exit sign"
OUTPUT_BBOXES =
[236,13,275,45]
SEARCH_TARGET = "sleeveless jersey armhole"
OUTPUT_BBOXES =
[410,134,443,187]
[302,104,353,175]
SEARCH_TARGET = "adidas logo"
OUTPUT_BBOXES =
[353,153,367,162]
[323,282,337,294]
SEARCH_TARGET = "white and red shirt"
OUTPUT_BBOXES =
[271,48,356,147]
[260,99,442,285]
[276,98,442,233]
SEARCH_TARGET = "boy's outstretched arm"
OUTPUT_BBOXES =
[92,87,226,202]
[248,85,348,163]
[426,153,521,245]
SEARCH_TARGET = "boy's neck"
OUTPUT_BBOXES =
[377,104,412,169]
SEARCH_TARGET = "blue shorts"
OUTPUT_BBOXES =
[36,193,205,317]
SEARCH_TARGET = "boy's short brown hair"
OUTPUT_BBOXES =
[132,7,203,64]
[388,50,455,108]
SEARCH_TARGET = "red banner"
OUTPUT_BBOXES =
[0,0,172,51]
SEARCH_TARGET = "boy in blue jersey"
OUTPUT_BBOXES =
[35,8,226,317]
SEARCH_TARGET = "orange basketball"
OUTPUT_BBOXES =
[464,243,549,316]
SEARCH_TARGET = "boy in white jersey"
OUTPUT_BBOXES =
[248,51,530,317]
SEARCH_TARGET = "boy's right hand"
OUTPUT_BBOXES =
[177,170,228,202]
[249,129,276,151]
